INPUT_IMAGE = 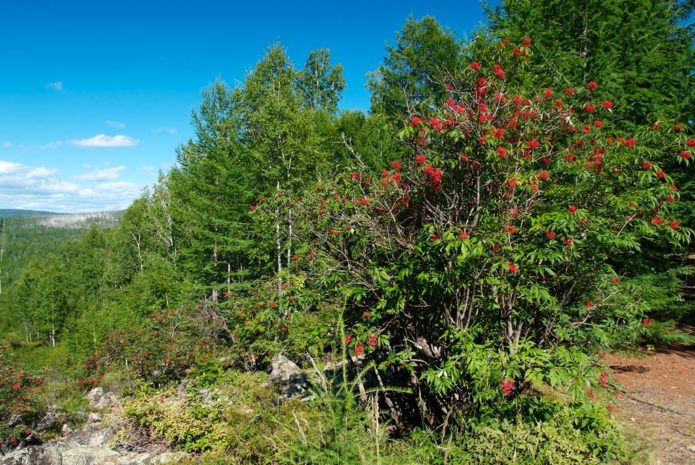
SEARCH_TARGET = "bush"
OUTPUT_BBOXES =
[125,366,628,465]
[252,34,694,429]
[452,403,626,465]
[83,304,225,387]
[276,361,626,465]
[221,275,336,369]
[0,347,43,451]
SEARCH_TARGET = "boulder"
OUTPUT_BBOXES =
[268,354,309,398]
[34,408,58,433]
[0,445,62,465]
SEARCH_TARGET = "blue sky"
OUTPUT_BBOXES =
[0,1,491,212]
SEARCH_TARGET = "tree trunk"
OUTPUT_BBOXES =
[276,181,283,296]
[132,232,144,272]
[286,207,293,269]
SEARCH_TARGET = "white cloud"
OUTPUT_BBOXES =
[77,181,142,200]
[79,165,125,181]
[153,127,177,135]
[0,160,22,176]
[47,81,64,91]
[71,134,139,148]
[0,161,22,174]
[2,141,11,148]
[0,159,145,213]
[27,167,58,178]
[0,161,77,194]
[95,182,133,191]
[106,120,126,129]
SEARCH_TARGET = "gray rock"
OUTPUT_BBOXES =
[87,387,119,410]
[268,354,309,398]
[0,444,191,465]
[0,445,61,465]
[152,451,193,464]
[269,354,301,383]
[0,387,191,465]
[34,408,58,433]
[61,447,120,464]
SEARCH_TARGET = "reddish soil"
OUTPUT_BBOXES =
[603,331,695,464]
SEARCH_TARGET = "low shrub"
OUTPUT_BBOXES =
[83,304,224,387]
[451,403,626,465]
[277,383,627,465]
[221,275,335,369]
[0,346,44,451]
[124,369,315,462]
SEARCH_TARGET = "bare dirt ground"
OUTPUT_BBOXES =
[603,327,695,465]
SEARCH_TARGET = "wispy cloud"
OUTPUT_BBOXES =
[27,167,58,178]
[153,127,177,135]
[77,181,142,200]
[41,141,63,150]
[1,141,11,148]
[106,120,126,129]
[71,134,139,148]
[140,165,157,176]
[47,81,64,91]
[79,165,125,181]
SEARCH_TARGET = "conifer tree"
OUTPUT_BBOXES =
[168,82,256,297]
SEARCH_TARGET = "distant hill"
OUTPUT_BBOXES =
[31,211,122,229]
[0,210,122,229]
[0,209,62,218]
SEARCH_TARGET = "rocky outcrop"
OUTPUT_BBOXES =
[0,388,193,465]
[1,446,191,465]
